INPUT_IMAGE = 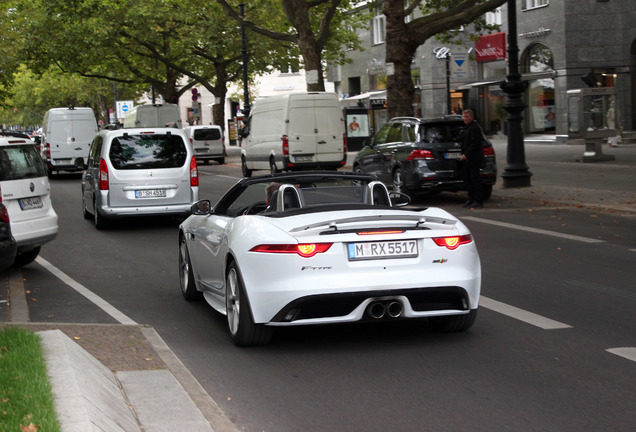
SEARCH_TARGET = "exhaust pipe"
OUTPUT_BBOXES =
[367,302,386,319]
[386,301,403,318]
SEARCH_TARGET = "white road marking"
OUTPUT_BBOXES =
[480,296,572,329]
[35,257,138,325]
[607,348,636,363]
[462,216,605,243]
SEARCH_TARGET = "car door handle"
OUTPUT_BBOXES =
[317,140,327,144]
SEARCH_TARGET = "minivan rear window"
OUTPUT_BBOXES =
[0,145,48,181]
[109,134,187,170]
[193,128,221,141]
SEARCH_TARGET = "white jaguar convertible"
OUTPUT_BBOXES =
[178,171,481,346]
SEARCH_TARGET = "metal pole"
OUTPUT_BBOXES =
[240,3,250,116]
[500,0,532,187]
[446,53,451,115]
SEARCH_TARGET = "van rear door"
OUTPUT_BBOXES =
[287,95,344,164]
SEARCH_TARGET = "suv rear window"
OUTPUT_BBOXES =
[109,134,187,170]
[193,128,221,141]
[420,123,464,143]
[0,144,47,180]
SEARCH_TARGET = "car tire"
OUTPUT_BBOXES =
[94,200,109,230]
[12,247,41,267]
[241,157,252,178]
[429,309,478,332]
[226,261,273,346]
[392,168,413,199]
[269,158,279,175]
[82,194,92,220]
[179,235,202,300]
[353,163,363,174]
[482,184,493,201]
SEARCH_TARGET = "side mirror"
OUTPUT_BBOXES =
[191,200,212,215]
[389,191,411,207]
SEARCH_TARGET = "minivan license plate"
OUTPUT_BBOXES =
[135,189,167,198]
[19,197,43,210]
[347,240,418,261]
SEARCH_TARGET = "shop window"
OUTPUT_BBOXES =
[522,43,555,133]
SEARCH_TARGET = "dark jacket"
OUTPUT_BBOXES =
[461,121,484,167]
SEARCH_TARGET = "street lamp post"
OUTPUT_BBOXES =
[500,0,532,188]
[240,3,250,116]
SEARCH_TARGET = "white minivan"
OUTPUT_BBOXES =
[239,92,347,176]
[41,107,98,175]
[123,103,183,129]
[183,125,225,165]
[0,137,58,266]
[81,128,198,229]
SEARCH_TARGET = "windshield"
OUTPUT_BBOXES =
[109,134,187,169]
[0,144,48,180]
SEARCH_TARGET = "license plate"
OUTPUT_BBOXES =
[348,240,418,261]
[19,197,43,210]
[295,155,313,162]
[444,152,461,159]
[54,159,72,165]
[135,189,167,198]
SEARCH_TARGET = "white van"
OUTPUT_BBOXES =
[123,103,183,129]
[239,92,347,176]
[183,125,225,165]
[41,107,98,175]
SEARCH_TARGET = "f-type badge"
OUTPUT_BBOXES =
[432,258,448,264]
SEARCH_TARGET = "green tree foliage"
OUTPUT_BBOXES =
[384,0,506,118]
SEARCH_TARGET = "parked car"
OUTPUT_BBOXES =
[0,202,17,272]
[178,171,480,346]
[353,116,497,200]
[183,125,225,165]
[81,128,199,229]
[0,137,58,267]
[239,92,347,176]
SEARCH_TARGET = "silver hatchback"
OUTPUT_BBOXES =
[81,128,199,229]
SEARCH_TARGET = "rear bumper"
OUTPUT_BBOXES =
[12,213,58,250]
[98,203,193,218]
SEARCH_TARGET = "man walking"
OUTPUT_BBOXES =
[460,109,484,209]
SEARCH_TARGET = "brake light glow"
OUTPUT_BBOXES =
[99,158,109,190]
[357,230,405,236]
[250,243,333,258]
[407,149,435,160]
[483,147,495,157]
[432,234,473,250]
[190,157,199,187]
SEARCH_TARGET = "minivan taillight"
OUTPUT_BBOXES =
[406,149,435,160]
[190,157,199,186]
[343,133,348,153]
[0,205,9,223]
[282,135,289,155]
[45,143,51,160]
[99,158,109,190]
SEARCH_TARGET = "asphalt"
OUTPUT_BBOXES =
[2,133,635,432]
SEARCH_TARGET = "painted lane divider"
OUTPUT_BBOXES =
[480,296,572,330]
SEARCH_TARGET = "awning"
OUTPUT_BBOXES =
[341,90,387,102]
[456,80,503,90]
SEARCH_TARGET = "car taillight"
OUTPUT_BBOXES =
[99,158,109,190]
[190,137,193,144]
[343,133,348,153]
[0,205,9,223]
[483,147,495,157]
[407,149,434,160]
[190,157,199,187]
[45,142,51,160]
[250,243,333,258]
[432,234,473,250]
[0,184,3,203]
[282,135,289,155]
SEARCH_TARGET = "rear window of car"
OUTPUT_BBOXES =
[420,123,464,143]
[0,144,47,181]
[108,134,187,170]
[193,128,221,141]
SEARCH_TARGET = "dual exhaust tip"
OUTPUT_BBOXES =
[367,300,403,320]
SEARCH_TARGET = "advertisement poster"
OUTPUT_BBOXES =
[347,114,370,138]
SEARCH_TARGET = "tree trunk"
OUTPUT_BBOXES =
[384,0,418,118]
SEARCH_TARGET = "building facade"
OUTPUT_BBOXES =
[330,0,636,143]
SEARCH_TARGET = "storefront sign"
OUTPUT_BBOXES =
[475,32,506,63]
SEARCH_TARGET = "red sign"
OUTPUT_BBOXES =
[475,32,506,63]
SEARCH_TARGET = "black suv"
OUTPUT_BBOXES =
[353,116,497,200]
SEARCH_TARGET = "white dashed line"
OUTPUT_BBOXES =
[35,256,138,325]
[463,216,605,243]
[607,348,636,363]
[480,296,572,329]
